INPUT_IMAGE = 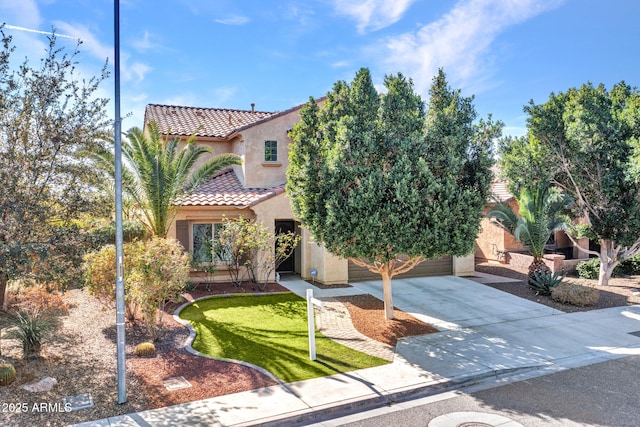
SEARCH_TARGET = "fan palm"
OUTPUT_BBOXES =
[98,122,241,237]
[487,182,572,282]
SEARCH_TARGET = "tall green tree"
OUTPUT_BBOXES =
[287,68,499,319]
[486,183,572,281]
[98,123,242,237]
[500,81,640,286]
[0,28,111,307]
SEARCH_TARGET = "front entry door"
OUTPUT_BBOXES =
[275,220,295,273]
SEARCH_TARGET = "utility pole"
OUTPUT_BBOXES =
[113,0,127,404]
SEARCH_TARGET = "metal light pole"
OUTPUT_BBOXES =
[113,0,127,404]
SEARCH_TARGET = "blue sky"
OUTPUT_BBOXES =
[2,0,639,137]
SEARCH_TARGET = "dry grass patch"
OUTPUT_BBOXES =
[552,282,600,307]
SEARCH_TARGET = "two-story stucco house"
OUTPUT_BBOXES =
[144,101,476,285]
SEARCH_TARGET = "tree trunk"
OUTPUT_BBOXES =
[598,241,618,287]
[380,264,394,320]
[598,240,618,286]
[528,258,550,284]
[0,270,7,311]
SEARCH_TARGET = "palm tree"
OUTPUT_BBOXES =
[99,122,242,237]
[487,182,572,281]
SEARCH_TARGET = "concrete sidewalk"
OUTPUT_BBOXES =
[73,275,640,426]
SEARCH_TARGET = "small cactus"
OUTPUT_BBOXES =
[134,342,156,357]
[0,363,16,386]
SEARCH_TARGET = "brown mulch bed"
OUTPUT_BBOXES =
[335,294,437,346]
[128,350,277,409]
[475,263,640,313]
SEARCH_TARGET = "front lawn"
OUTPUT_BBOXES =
[178,292,388,382]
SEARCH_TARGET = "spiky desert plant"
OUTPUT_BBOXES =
[529,270,563,295]
[5,309,57,359]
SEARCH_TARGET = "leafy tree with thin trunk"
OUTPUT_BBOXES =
[96,122,242,238]
[287,68,498,319]
[0,28,111,307]
[500,81,640,286]
[486,183,572,281]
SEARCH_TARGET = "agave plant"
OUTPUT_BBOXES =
[529,270,564,295]
[5,309,58,359]
[487,182,572,283]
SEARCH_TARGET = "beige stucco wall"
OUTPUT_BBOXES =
[452,254,475,276]
[302,238,349,285]
[476,200,524,263]
[168,205,252,284]
[168,206,250,241]
[237,111,301,188]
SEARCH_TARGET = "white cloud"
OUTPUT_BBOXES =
[127,62,152,83]
[52,22,153,84]
[0,0,41,28]
[379,0,564,96]
[130,31,160,52]
[52,21,111,61]
[333,0,416,33]
[214,15,251,25]
[331,60,351,68]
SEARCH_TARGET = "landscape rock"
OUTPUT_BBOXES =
[21,376,58,392]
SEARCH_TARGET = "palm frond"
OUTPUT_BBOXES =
[183,153,242,194]
[489,182,572,260]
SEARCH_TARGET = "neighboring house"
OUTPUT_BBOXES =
[475,166,590,272]
[144,101,475,284]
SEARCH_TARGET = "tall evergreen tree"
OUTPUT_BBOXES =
[287,68,499,319]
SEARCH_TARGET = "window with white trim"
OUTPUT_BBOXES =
[264,140,278,162]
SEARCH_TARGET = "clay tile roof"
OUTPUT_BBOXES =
[490,165,514,203]
[144,104,276,139]
[177,169,285,207]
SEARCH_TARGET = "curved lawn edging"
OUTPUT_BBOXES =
[172,292,292,388]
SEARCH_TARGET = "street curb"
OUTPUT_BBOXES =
[248,365,547,427]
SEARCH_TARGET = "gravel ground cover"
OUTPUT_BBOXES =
[1,266,637,426]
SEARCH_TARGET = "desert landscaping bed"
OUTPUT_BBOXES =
[2,270,639,426]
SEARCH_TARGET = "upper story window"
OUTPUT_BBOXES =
[264,140,278,162]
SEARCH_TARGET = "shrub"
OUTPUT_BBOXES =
[4,309,58,358]
[83,237,190,341]
[134,342,156,357]
[87,220,148,250]
[576,255,640,280]
[5,281,69,316]
[529,270,563,296]
[83,245,136,320]
[127,237,190,341]
[576,258,600,279]
[0,363,16,386]
[551,282,600,306]
[615,255,640,276]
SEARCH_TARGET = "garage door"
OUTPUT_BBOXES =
[348,255,453,281]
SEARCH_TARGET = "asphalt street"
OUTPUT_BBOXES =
[318,355,640,427]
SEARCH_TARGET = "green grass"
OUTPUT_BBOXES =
[178,292,389,382]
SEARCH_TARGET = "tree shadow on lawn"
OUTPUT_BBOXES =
[179,295,388,383]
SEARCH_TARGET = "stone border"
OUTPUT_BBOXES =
[172,292,294,390]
